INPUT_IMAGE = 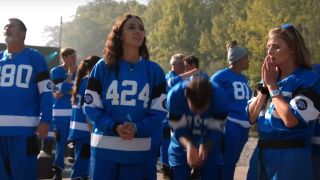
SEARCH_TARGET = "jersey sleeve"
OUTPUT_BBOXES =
[135,63,167,137]
[33,51,53,124]
[167,76,183,89]
[167,83,190,139]
[50,67,73,95]
[289,87,320,124]
[84,61,118,135]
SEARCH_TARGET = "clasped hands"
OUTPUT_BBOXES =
[115,122,137,140]
[186,143,207,168]
[262,55,279,87]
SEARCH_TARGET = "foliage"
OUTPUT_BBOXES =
[43,0,320,85]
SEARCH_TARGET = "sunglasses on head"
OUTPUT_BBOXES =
[280,23,293,30]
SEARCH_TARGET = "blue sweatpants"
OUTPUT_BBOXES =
[221,120,249,180]
[144,129,161,180]
[53,118,70,169]
[0,136,38,180]
[247,146,313,180]
[171,150,220,180]
[90,156,145,180]
[70,137,90,179]
[312,144,320,180]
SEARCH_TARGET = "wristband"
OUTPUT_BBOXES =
[256,83,269,95]
[270,89,280,98]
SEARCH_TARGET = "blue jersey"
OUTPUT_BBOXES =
[249,68,320,141]
[50,65,76,119]
[211,68,252,128]
[84,58,167,163]
[167,81,228,166]
[0,48,53,136]
[69,77,90,140]
[312,64,320,146]
[168,70,209,88]
[166,70,178,89]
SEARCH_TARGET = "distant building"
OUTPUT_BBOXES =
[0,43,60,69]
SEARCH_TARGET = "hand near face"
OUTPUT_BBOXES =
[262,55,279,86]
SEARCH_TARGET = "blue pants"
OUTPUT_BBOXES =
[221,121,249,180]
[0,136,38,180]
[247,146,313,180]
[171,150,220,180]
[53,118,70,169]
[70,137,90,179]
[144,130,161,180]
[90,156,145,180]
[160,122,170,166]
[160,138,170,166]
[312,144,320,180]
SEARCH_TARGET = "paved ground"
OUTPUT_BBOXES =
[40,137,257,180]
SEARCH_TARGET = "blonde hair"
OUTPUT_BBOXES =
[268,25,311,69]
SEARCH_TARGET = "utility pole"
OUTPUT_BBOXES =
[59,16,63,48]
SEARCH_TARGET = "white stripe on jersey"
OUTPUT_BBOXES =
[70,121,89,132]
[169,114,188,130]
[38,79,53,94]
[151,93,167,112]
[91,133,151,151]
[290,95,320,122]
[0,115,39,127]
[47,131,56,138]
[55,83,62,91]
[53,109,72,116]
[227,116,251,128]
[84,89,103,108]
[204,118,225,131]
[311,136,320,145]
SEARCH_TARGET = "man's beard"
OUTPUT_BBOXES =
[5,36,17,44]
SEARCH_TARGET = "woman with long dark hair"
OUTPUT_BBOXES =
[84,14,167,180]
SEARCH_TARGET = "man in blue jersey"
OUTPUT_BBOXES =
[168,76,228,180]
[160,53,185,177]
[0,18,53,180]
[50,48,77,179]
[166,54,185,89]
[168,55,209,88]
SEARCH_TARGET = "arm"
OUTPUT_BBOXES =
[168,68,199,88]
[51,67,73,96]
[247,93,268,123]
[263,56,298,127]
[34,55,53,138]
[267,84,298,127]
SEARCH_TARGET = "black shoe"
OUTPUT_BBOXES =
[162,164,171,178]
[52,166,62,180]
[190,168,201,180]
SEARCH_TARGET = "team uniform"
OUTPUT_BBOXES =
[84,58,167,180]
[246,68,320,180]
[68,77,91,179]
[159,70,179,168]
[312,64,320,180]
[51,65,76,170]
[167,80,228,180]
[211,67,252,180]
[0,48,53,180]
